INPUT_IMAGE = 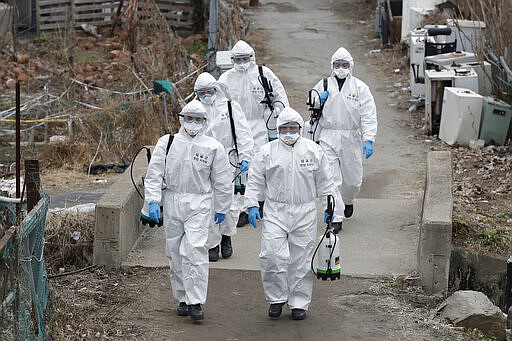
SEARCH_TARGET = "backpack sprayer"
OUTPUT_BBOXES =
[258,65,285,141]
[130,80,175,227]
[311,194,341,280]
[130,134,173,228]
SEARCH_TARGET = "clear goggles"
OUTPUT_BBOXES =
[332,59,351,69]
[195,87,216,97]
[278,122,301,134]
[231,54,252,64]
[180,112,206,123]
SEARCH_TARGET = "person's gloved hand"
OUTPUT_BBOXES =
[319,91,329,105]
[240,160,249,173]
[324,210,334,223]
[332,222,342,234]
[248,206,261,228]
[214,212,226,224]
[363,140,374,159]
[149,202,161,223]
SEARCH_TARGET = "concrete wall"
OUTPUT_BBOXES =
[417,151,453,295]
[93,152,148,268]
[450,247,508,311]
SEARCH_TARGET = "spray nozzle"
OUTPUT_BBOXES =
[326,194,334,223]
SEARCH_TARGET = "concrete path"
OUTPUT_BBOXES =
[124,0,429,278]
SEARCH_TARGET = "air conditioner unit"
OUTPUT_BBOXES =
[425,68,479,135]
[439,87,483,146]
[479,96,512,146]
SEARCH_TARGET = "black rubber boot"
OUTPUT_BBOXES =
[188,304,204,321]
[209,245,219,262]
[291,308,306,320]
[176,302,188,316]
[236,212,249,228]
[268,302,285,318]
[220,235,233,258]
[344,204,354,218]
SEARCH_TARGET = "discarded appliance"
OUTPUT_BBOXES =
[479,97,512,146]
[439,87,483,146]
[424,51,477,70]
[425,68,479,135]
[446,19,486,53]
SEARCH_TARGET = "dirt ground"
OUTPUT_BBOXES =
[0,0,510,339]
[46,266,485,341]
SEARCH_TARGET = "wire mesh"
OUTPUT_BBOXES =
[1,195,50,341]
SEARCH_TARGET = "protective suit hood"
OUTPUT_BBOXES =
[330,47,354,77]
[231,40,256,64]
[194,72,232,100]
[194,72,217,91]
[277,107,304,129]
[180,99,207,117]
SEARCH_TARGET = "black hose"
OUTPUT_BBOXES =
[310,195,335,278]
[130,146,151,200]
[265,100,286,131]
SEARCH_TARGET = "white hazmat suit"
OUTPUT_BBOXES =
[218,40,289,149]
[310,47,377,206]
[194,72,254,247]
[144,100,232,306]
[245,107,344,311]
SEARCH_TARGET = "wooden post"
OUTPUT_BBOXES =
[25,160,41,212]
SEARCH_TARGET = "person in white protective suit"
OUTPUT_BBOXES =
[193,72,254,262]
[143,99,232,321]
[244,107,344,320]
[307,46,377,219]
[218,39,289,227]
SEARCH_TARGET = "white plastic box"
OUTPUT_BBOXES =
[215,51,233,73]
[439,87,483,146]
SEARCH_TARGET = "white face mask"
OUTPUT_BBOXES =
[199,93,216,105]
[333,67,350,79]
[234,62,250,71]
[280,132,300,146]
[183,121,203,136]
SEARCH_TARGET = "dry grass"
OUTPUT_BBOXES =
[45,209,95,275]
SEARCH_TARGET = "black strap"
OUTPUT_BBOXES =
[323,78,328,92]
[227,101,239,158]
[163,134,174,181]
[165,134,174,156]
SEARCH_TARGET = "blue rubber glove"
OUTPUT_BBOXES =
[149,202,161,223]
[324,210,334,223]
[319,91,329,104]
[363,140,374,159]
[214,212,226,224]
[248,206,261,228]
[240,160,249,173]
